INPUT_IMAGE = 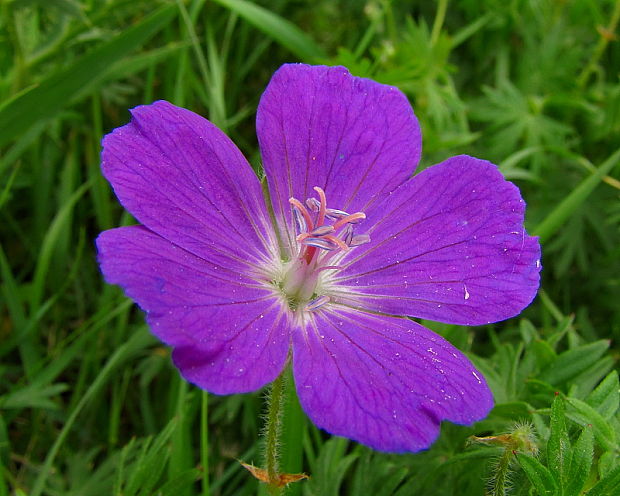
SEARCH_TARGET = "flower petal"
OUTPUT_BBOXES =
[101,100,278,270]
[256,64,421,255]
[96,226,289,394]
[292,307,492,452]
[329,155,541,325]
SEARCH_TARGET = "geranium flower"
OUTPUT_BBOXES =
[96,64,541,452]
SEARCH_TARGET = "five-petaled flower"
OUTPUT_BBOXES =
[96,64,541,452]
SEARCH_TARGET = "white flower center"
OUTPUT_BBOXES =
[278,186,370,312]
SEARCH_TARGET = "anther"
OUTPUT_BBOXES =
[289,198,314,231]
[325,208,350,220]
[292,206,307,235]
[350,234,371,247]
[310,225,335,236]
[306,197,321,212]
[323,235,349,251]
[333,212,366,231]
[342,224,354,245]
[301,237,339,251]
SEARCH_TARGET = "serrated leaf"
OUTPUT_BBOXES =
[539,340,610,385]
[587,371,620,420]
[566,397,617,452]
[565,426,594,496]
[548,395,570,486]
[517,453,558,495]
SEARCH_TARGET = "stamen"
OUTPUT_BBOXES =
[306,197,321,212]
[313,186,327,226]
[333,212,366,231]
[306,295,330,311]
[350,234,371,247]
[301,237,339,251]
[292,206,307,235]
[289,198,314,231]
[283,186,372,316]
[310,225,335,236]
[325,208,350,220]
[342,224,354,245]
[323,235,349,251]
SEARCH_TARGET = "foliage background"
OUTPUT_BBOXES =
[1,0,619,494]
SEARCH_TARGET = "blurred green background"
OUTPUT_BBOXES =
[1,0,619,495]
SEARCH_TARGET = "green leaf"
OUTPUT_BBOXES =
[517,453,558,495]
[566,397,617,452]
[587,370,620,420]
[533,148,620,243]
[530,339,558,372]
[491,401,533,419]
[547,395,570,486]
[124,420,177,496]
[157,469,201,496]
[0,383,68,410]
[539,340,610,386]
[29,328,155,496]
[598,451,616,479]
[585,464,620,496]
[29,181,91,315]
[15,0,86,19]
[211,0,326,62]
[0,5,176,148]
[565,426,594,496]
[305,438,359,496]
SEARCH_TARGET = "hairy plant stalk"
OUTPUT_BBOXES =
[489,449,514,496]
[264,372,286,495]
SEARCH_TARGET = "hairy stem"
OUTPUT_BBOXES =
[490,449,513,496]
[265,373,286,495]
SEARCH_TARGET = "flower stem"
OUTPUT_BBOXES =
[430,0,449,47]
[264,372,286,495]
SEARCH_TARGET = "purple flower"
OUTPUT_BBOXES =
[96,64,541,452]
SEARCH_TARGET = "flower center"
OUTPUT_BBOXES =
[279,186,370,312]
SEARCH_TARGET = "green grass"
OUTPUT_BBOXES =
[1,0,619,495]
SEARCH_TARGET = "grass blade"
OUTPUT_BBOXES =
[211,0,325,62]
[533,148,620,243]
